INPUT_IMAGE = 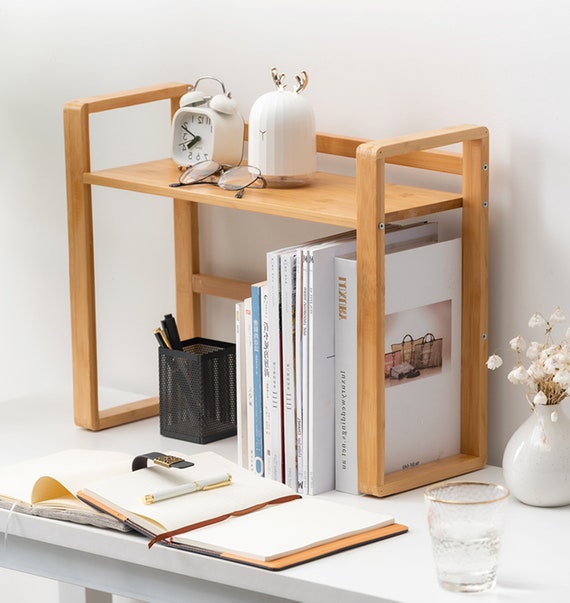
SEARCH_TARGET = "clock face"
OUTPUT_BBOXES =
[172,105,245,167]
[173,111,214,165]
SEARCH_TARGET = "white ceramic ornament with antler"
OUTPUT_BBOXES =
[248,68,316,186]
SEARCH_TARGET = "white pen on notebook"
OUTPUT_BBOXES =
[143,473,232,505]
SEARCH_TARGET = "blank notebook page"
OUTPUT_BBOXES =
[175,496,394,561]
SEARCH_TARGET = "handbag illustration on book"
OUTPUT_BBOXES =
[413,333,443,369]
[384,350,402,377]
[386,332,443,380]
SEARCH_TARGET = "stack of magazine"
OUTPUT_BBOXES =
[236,221,462,495]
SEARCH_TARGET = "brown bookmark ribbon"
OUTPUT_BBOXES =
[148,494,302,548]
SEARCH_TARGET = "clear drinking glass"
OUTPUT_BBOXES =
[424,481,509,593]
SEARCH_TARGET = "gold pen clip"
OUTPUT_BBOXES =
[202,475,232,491]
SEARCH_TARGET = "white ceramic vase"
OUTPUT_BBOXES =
[502,400,570,507]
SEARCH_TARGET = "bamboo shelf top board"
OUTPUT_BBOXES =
[85,159,463,228]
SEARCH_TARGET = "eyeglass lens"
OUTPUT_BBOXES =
[218,166,262,191]
[179,160,221,185]
[172,161,264,196]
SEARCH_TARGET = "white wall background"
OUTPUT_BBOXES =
[2,0,570,474]
[2,0,570,599]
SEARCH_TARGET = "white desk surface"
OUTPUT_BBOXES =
[1,388,569,603]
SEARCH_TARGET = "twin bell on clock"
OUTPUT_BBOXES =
[171,69,317,186]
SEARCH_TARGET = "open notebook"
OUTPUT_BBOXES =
[0,449,132,531]
[77,450,407,569]
[0,448,407,569]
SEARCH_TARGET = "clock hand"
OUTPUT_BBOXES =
[184,135,202,150]
[181,124,197,138]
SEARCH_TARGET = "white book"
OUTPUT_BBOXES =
[235,301,248,469]
[383,238,462,473]
[266,234,352,489]
[306,233,356,495]
[300,246,312,493]
[243,297,255,473]
[333,223,439,494]
[264,246,295,484]
[334,252,358,494]
[280,248,298,489]
[292,231,357,493]
[260,282,275,479]
[295,245,308,493]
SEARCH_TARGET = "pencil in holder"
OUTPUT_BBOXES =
[158,337,237,444]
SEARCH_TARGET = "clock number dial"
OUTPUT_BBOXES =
[177,115,213,163]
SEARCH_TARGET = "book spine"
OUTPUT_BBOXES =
[295,247,307,493]
[266,251,284,483]
[235,301,247,469]
[334,255,359,494]
[261,283,274,480]
[307,236,356,495]
[280,250,298,490]
[306,248,315,494]
[243,297,255,473]
[251,283,265,476]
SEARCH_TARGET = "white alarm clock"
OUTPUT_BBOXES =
[248,68,316,186]
[171,77,244,167]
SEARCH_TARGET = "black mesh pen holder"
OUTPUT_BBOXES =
[159,337,237,444]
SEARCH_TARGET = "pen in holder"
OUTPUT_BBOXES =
[158,337,237,444]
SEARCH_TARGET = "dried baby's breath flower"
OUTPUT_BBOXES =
[486,354,503,370]
[528,312,547,329]
[487,307,570,411]
[509,336,526,352]
[508,365,529,385]
[550,307,566,323]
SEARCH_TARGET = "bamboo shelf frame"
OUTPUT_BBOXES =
[64,83,488,495]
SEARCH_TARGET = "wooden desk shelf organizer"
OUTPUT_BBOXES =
[64,83,488,496]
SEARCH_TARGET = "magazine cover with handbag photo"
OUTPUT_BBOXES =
[383,238,462,474]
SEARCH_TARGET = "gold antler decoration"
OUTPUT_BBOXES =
[271,67,287,90]
[294,71,309,93]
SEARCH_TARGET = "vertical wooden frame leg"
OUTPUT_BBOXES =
[355,126,489,496]
[356,145,386,496]
[64,84,189,430]
[461,132,490,460]
[173,199,201,339]
[64,103,100,430]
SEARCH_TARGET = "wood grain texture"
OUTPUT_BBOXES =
[85,160,462,228]
[64,99,100,429]
[355,146,386,494]
[64,85,189,430]
[355,126,489,496]
[460,135,489,462]
[65,82,488,486]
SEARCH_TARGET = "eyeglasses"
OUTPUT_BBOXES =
[169,160,267,198]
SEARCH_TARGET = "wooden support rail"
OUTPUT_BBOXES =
[65,84,487,502]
